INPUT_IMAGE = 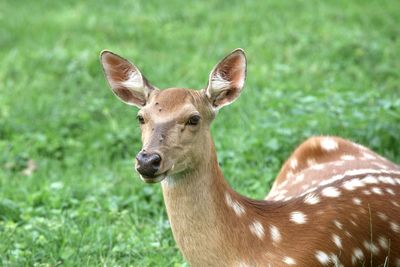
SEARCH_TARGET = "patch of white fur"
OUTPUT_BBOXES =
[390,222,400,233]
[306,158,317,166]
[378,236,389,250]
[362,152,377,160]
[333,220,343,229]
[378,176,396,185]
[371,187,383,195]
[341,155,355,161]
[282,256,296,265]
[277,180,289,189]
[362,175,379,184]
[249,220,265,239]
[332,234,342,249]
[270,225,282,244]
[363,240,380,255]
[352,197,362,205]
[342,178,364,191]
[286,171,294,179]
[290,158,298,169]
[363,190,371,195]
[351,248,364,264]
[225,193,245,217]
[315,251,330,265]
[333,161,345,167]
[372,161,389,169]
[377,212,388,221]
[311,164,324,170]
[321,187,341,198]
[304,193,320,205]
[293,173,305,184]
[290,211,307,224]
[320,138,339,152]
[386,188,395,195]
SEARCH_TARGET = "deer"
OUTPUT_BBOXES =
[100,48,400,266]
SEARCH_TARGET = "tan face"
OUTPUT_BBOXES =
[100,49,246,183]
[135,88,214,182]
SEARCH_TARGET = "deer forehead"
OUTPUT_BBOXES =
[141,88,211,121]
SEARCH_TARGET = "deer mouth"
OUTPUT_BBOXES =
[139,173,167,183]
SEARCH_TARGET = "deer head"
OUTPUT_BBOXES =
[100,49,247,183]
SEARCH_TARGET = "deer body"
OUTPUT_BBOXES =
[101,49,400,266]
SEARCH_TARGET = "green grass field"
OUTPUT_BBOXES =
[1,0,400,265]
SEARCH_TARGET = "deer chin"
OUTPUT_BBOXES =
[139,173,167,184]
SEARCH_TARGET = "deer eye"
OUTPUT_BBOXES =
[187,115,201,126]
[137,115,145,124]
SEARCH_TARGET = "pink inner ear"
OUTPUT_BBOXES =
[114,87,146,106]
[215,52,246,89]
[212,87,240,107]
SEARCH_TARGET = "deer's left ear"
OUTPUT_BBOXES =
[205,49,247,109]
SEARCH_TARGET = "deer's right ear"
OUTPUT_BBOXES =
[100,51,156,108]
[205,49,247,109]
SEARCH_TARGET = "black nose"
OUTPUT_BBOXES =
[135,152,162,177]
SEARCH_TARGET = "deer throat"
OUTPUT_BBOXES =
[160,144,243,266]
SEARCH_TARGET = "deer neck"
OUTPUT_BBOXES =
[161,135,271,266]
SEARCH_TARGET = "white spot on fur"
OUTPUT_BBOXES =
[363,190,371,195]
[293,173,305,184]
[352,197,362,205]
[362,175,379,184]
[306,158,317,166]
[332,234,342,249]
[377,212,388,221]
[315,251,330,265]
[320,138,339,152]
[322,187,341,198]
[390,222,400,233]
[249,220,265,239]
[378,176,396,185]
[286,171,294,180]
[386,188,395,195]
[290,158,298,169]
[304,193,320,205]
[363,240,380,255]
[362,152,377,160]
[392,201,400,207]
[334,220,343,229]
[351,248,364,264]
[378,236,389,250]
[225,193,245,217]
[341,155,355,161]
[372,161,389,169]
[270,225,282,244]
[290,211,307,224]
[282,256,296,265]
[311,164,324,170]
[333,161,345,167]
[342,178,364,191]
[371,187,383,195]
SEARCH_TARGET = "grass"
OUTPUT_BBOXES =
[0,0,400,265]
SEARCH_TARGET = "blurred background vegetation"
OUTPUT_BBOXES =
[0,0,399,266]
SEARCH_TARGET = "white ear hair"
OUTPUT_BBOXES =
[100,50,155,108]
[206,49,247,109]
